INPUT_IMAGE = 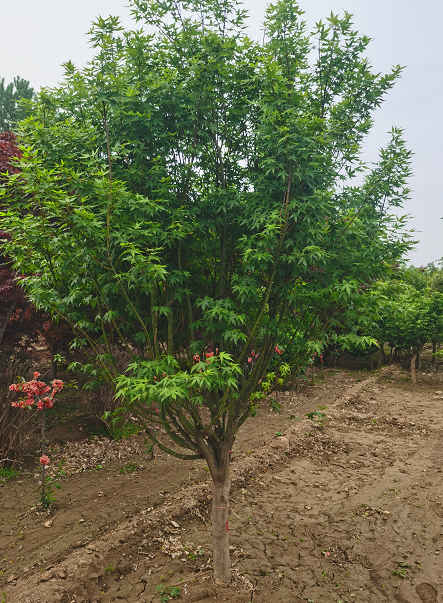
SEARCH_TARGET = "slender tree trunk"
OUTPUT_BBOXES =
[432,341,437,363]
[377,342,383,369]
[0,301,15,346]
[410,352,417,383]
[417,351,421,370]
[41,409,46,501]
[212,463,231,583]
[388,346,394,365]
[50,342,57,379]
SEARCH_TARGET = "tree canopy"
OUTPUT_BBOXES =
[0,76,34,132]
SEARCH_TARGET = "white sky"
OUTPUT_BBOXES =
[2,0,442,266]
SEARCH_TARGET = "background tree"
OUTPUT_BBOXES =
[1,0,413,582]
[0,77,34,132]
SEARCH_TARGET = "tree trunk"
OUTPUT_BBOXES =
[432,341,436,363]
[0,301,15,346]
[410,353,417,383]
[212,465,231,583]
[377,342,383,369]
[50,342,57,379]
[417,351,421,370]
[388,346,394,365]
[41,408,46,501]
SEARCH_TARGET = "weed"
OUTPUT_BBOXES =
[392,568,406,577]
[275,431,283,437]
[119,462,138,474]
[319,405,328,410]
[269,398,282,413]
[288,414,300,421]
[104,564,115,573]
[112,422,143,440]
[156,584,180,601]
[306,411,326,424]
[142,440,154,457]
[0,468,20,480]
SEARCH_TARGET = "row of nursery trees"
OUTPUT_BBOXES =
[2,0,440,582]
[342,263,443,381]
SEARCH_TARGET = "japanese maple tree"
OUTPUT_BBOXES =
[1,0,413,581]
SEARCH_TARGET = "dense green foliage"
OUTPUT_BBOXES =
[0,76,34,132]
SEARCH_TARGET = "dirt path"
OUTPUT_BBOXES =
[2,364,443,602]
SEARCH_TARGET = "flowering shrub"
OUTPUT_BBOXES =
[9,372,63,409]
[9,372,63,508]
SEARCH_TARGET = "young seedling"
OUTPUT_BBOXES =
[156,585,180,602]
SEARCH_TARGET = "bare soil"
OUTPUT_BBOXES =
[1,361,443,603]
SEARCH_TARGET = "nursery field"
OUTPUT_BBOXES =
[1,361,443,603]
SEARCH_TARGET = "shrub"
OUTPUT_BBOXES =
[0,352,38,468]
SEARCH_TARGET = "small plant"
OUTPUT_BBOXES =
[0,467,20,479]
[119,462,139,474]
[392,568,406,578]
[288,415,300,421]
[275,431,283,437]
[188,549,204,561]
[269,398,282,413]
[156,584,180,601]
[104,564,115,573]
[306,411,326,424]
[142,440,155,458]
[8,372,63,508]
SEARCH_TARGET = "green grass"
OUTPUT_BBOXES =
[0,467,20,480]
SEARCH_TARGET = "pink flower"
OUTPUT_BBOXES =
[34,371,40,379]
[43,397,53,409]
[275,346,282,355]
[248,357,252,363]
[40,455,50,465]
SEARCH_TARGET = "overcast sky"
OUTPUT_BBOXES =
[2,0,442,266]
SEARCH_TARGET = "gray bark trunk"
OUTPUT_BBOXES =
[212,469,231,583]
[417,351,421,370]
[410,353,417,383]
[432,342,436,363]
[377,343,383,369]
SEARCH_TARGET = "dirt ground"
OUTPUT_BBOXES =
[1,360,443,603]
